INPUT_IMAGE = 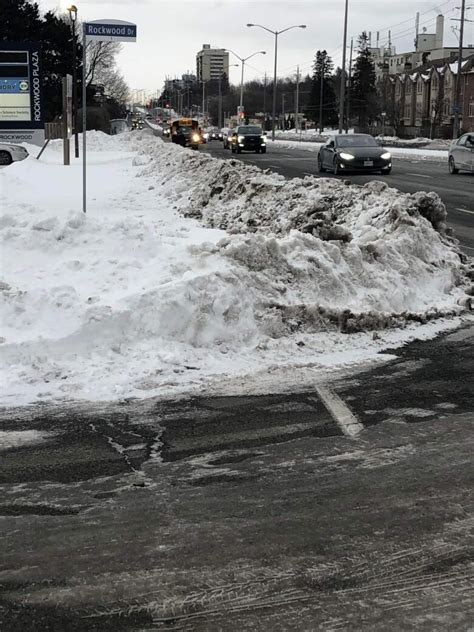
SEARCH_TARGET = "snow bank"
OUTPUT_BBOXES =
[0,131,472,406]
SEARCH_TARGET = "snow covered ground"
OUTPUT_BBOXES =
[1,131,472,406]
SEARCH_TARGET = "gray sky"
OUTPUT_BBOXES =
[39,0,473,94]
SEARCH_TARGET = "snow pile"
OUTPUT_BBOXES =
[0,131,472,405]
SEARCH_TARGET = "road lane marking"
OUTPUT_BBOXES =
[312,386,363,438]
[304,172,313,176]
[462,244,474,254]
[269,164,280,169]
[408,173,433,178]
[455,207,474,215]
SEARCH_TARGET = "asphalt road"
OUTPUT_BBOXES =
[202,140,474,256]
[1,322,473,630]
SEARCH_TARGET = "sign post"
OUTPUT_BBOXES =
[82,19,137,213]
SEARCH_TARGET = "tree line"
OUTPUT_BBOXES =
[156,32,379,130]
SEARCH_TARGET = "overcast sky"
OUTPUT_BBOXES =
[39,0,473,94]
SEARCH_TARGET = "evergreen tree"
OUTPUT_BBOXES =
[304,50,337,128]
[350,32,378,127]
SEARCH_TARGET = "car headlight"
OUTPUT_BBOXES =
[381,152,391,160]
[192,134,200,142]
[238,135,245,142]
[339,152,355,161]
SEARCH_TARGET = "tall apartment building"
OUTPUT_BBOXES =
[196,44,229,82]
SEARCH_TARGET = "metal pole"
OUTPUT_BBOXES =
[82,27,87,213]
[295,65,300,132]
[240,60,245,116]
[62,76,70,166]
[453,0,465,139]
[272,32,278,140]
[338,0,349,133]
[263,71,267,118]
[202,81,205,120]
[319,62,324,134]
[72,19,79,157]
[345,37,353,133]
[218,75,222,128]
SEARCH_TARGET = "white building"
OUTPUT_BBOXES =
[196,45,229,82]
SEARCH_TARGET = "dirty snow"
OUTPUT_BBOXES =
[0,130,472,406]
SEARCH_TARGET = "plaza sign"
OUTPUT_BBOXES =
[0,42,44,146]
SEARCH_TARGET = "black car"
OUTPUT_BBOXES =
[207,127,220,141]
[231,125,266,154]
[318,134,392,175]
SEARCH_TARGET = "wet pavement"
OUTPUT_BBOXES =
[0,320,473,630]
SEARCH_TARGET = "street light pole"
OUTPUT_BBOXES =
[247,23,306,141]
[226,49,266,120]
[338,0,349,134]
[67,4,79,158]
[452,0,466,138]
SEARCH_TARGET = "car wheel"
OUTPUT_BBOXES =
[236,147,241,154]
[231,145,235,153]
[382,168,391,175]
[449,156,459,174]
[318,155,325,172]
[333,158,340,175]
[0,150,12,166]
[261,148,266,154]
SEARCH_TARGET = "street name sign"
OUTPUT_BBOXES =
[84,20,137,42]
[82,19,137,213]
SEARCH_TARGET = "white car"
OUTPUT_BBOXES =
[0,143,29,166]
[448,133,474,174]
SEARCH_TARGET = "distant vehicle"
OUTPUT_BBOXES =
[231,125,266,154]
[0,143,28,165]
[318,134,392,175]
[131,120,143,130]
[207,127,220,141]
[448,133,474,174]
[223,128,234,149]
[170,118,202,150]
[110,119,129,135]
[220,127,230,146]
[162,125,170,137]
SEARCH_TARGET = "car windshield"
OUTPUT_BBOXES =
[178,126,192,134]
[238,126,262,135]
[336,136,378,148]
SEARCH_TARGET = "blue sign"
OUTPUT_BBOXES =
[0,78,29,93]
[84,21,137,42]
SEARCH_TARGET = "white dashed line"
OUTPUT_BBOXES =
[455,207,474,215]
[268,164,280,169]
[312,386,363,437]
[303,172,313,176]
[408,173,432,178]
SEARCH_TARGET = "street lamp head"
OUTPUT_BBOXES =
[247,24,254,27]
[260,51,266,54]
[299,25,307,28]
[67,4,78,20]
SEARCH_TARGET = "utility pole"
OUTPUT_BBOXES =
[319,58,324,134]
[282,92,286,129]
[218,74,224,128]
[263,72,267,118]
[452,0,466,138]
[295,65,300,132]
[338,0,349,133]
[345,37,353,133]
